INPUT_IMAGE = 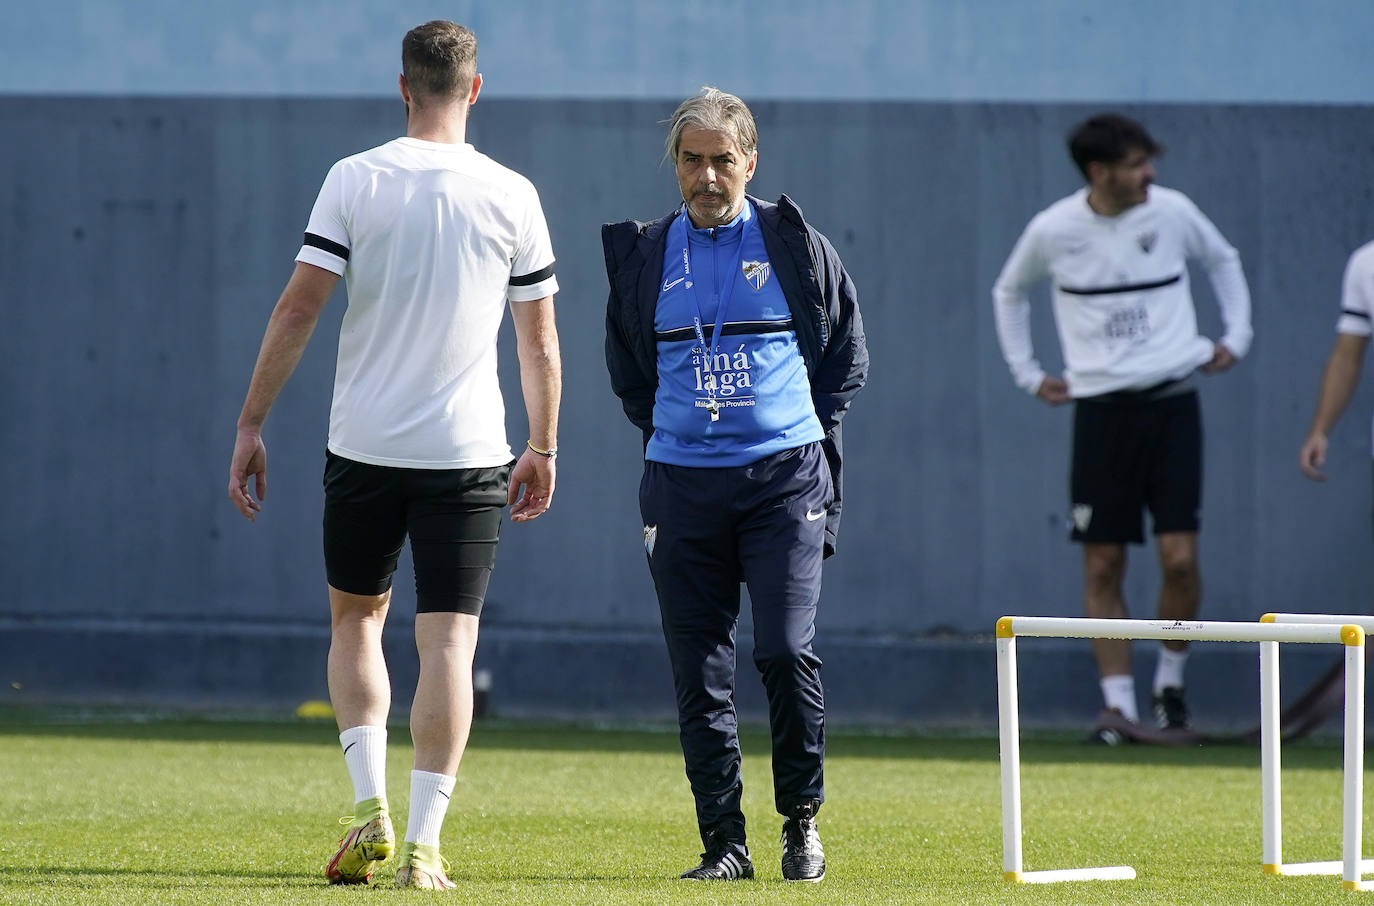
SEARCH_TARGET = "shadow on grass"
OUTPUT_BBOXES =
[0,865,319,885]
[0,705,1349,770]
[0,864,668,888]
[0,712,993,760]
[448,870,645,884]
[0,713,342,747]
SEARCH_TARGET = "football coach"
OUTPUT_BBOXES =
[602,87,868,883]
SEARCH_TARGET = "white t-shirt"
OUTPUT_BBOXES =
[993,186,1252,398]
[296,137,558,468]
[1333,240,1374,454]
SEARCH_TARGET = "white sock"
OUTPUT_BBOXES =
[1154,646,1190,693]
[1100,674,1139,722]
[339,725,387,805]
[404,770,457,847]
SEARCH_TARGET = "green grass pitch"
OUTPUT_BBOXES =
[0,710,1369,904]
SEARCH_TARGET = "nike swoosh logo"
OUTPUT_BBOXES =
[662,276,685,292]
[805,509,825,521]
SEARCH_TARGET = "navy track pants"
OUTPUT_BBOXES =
[639,441,831,847]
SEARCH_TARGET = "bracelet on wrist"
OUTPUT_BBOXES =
[526,440,557,458]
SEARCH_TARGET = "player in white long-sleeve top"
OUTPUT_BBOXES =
[993,113,1253,742]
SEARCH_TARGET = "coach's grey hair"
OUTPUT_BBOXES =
[664,87,758,161]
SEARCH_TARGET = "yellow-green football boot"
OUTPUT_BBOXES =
[395,841,458,890]
[325,797,394,884]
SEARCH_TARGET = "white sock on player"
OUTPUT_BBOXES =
[1153,645,1189,693]
[404,770,457,847]
[339,725,387,805]
[1100,674,1139,722]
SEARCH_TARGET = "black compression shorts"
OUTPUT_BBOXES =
[322,451,511,615]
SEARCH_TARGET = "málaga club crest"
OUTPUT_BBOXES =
[742,259,771,290]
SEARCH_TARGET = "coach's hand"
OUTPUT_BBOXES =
[1036,375,1070,406]
[228,429,267,521]
[508,448,556,522]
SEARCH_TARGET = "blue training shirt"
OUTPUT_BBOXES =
[646,201,823,467]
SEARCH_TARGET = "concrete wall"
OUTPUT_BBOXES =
[3,97,1373,727]
[6,0,1374,104]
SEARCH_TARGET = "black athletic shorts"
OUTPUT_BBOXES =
[322,450,512,615]
[1069,386,1201,544]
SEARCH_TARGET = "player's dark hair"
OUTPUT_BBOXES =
[402,20,477,105]
[1067,113,1164,179]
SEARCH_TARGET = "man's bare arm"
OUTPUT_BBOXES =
[1299,333,1369,481]
[507,296,561,521]
[228,262,339,520]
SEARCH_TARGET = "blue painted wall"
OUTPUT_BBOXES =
[3,96,1373,728]
[3,0,1374,103]
[3,0,1374,729]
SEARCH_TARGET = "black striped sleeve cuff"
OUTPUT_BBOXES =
[510,261,555,287]
[303,232,349,262]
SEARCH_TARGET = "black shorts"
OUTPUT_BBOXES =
[322,451,511,615]
[1069,387,1202,544]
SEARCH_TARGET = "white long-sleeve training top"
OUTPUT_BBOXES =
[992,186,1253,398]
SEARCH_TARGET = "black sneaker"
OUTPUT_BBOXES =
[680,831,753,881]
[1085,725,1130,746]
[781,801,825,883]
[1084,708,1135,746]
[1152,686,1190,730]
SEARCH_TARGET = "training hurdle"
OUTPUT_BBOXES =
[1260,613,1374,883]
[996,616,1368,890]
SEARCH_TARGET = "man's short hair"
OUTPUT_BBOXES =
[1067,113,1164,179]
[664,87,758,162]
[402,20,477,105]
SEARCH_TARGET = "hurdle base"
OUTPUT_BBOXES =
[1005,866,1136,883]
[1269,860,1374,877]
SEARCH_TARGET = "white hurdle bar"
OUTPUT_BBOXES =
[1260,613,1374,885]
[996,616,1367,890]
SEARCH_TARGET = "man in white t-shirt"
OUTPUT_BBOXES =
[1299,241,1374,485]
[227,20,560,889]
[993,113,1253,743]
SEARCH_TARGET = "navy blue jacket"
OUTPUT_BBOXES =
[602,194,868,557]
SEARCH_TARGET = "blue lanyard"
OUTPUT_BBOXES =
[680,206,753,420]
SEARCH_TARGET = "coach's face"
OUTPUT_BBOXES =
[676,126,757,229]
